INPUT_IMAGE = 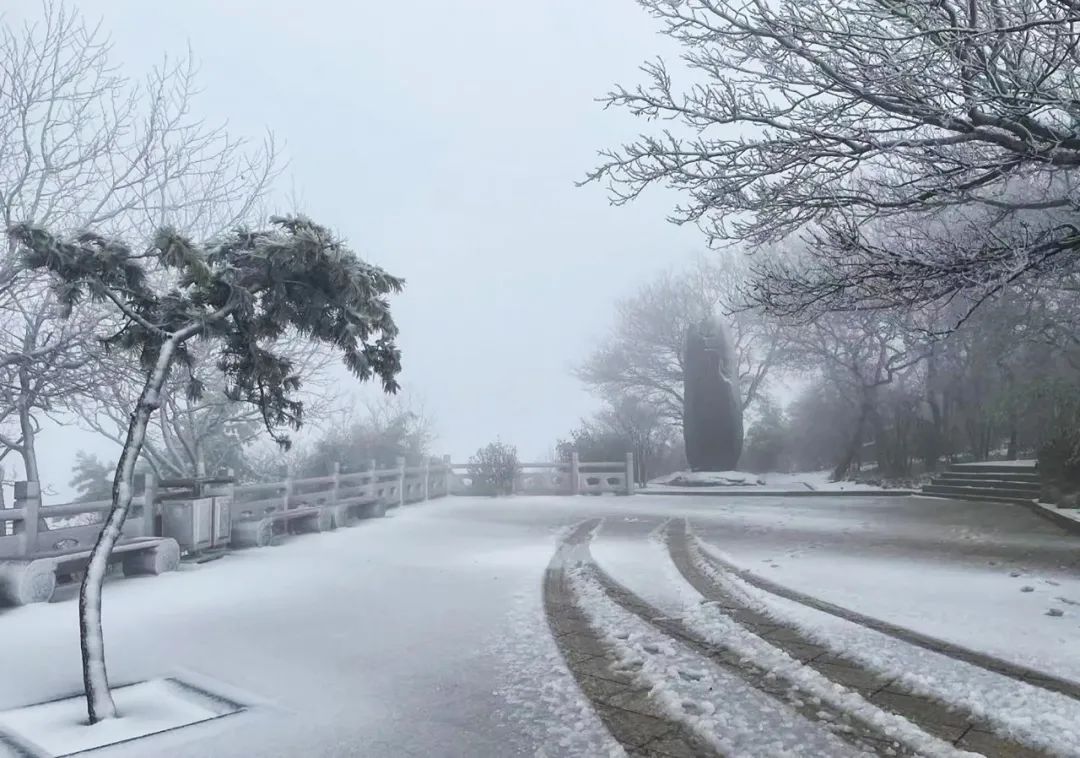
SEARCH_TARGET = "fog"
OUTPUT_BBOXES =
[6,0,703,499]
[5,3,1080,755]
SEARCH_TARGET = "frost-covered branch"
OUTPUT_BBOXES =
[587,0,1080,316]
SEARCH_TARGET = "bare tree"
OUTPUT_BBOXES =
[76,337,337,481]
[577,255,784,424]
[786,310,919,479]
[597,395,676,485]
[284,393,438,479]
[585,0,1080,317]
[0,1,278,484]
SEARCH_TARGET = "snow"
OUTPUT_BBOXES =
[696,522,1080,683]
[0,499,612,757]
[689,538,1080,756]
[652,471,767,487]
[649,470,891,493]
[491,577,625,757]
[0,492,1077,756]
[953,459,1037,468]
[589,524,970,757]
[788,470,894,492]
[1034,500,1080,520]
[567,564,866,757]
[0,678,237,757]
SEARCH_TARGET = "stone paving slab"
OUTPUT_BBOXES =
[668,519,1055,756]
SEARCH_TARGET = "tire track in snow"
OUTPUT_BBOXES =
[495,534,627,758]
[684,520,1080,702]
[544,519,708,757]
[557,519,938,757]
[590,520,972,758]
[675,519,1072,757]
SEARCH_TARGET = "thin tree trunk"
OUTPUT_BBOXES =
[17,404,38,484]
[81,339,178,724]
[17,364,40,484]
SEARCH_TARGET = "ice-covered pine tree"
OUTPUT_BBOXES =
[7,216,403,725]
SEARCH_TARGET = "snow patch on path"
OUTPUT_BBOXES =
[692,538,1080,757]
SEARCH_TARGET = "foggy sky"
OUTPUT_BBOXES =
[9,0,706,499]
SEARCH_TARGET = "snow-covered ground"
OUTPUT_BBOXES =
[0,679,238,757]
[691,497,1080,682]
[650,469,891,492]
[0,499,615,758]
[0,492,1077,756]
[689,542,1080,756]
[589,527,970,757]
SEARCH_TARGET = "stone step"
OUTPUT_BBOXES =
[922,484,1037,502]
[947,462,1038,475]
[931,476,1041,492]
[918,491,1034,505]
[938,470,1040,483]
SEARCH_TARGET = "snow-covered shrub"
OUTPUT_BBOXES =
[467,441,519,496]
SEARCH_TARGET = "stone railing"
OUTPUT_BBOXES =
[0,477,157,561]
[447,453,635,497]
[0,451,631,605]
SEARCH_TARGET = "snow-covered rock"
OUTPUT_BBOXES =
[655,471,766,488]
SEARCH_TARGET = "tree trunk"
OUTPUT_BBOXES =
[832,402,870,482]
[1006,415,1018,460]
[17,404,38,484]
[17,365,39,484]
[925,398,943,473]
[81,339,178,724]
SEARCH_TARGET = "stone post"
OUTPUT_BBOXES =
[423,459,431,500]
[570,453,580,496]
[331,462,341,506]
[396,456,406,506]
[625,452,635,496]
[137,472,157,536]
[443,454,452,496]
[282,473,293,511]
[12,481,39,558]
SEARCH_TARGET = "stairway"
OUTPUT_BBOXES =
[920,461,1040,504]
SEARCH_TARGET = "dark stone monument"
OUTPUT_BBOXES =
[683,316,743,471]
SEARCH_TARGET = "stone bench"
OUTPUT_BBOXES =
[0,536,181,606]
[230,502,333,548]
[331,495,386,526]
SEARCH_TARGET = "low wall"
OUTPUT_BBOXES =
[0,451,634,562]
[447,453,635,497]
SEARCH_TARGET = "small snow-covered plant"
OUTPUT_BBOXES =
[468,440,519,496]
[8,216,403,724]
